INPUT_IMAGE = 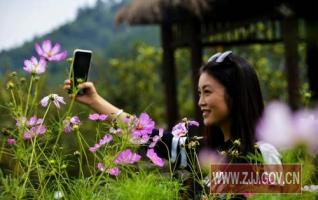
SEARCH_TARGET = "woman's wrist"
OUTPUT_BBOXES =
[88,94,103,109]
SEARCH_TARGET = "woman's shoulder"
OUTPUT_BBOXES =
[256,141,282,165]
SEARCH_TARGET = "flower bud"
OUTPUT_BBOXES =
[76,78,84,84]
[233,139,241,147]
[72,124,79,131]
[20,77,26,84]
[6,81,15,90]
[34,76,40,82]
[66,57,73,64]
[9,71,17,77]
[73,150,80,156]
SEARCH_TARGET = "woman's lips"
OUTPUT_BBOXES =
[202,110,210,117]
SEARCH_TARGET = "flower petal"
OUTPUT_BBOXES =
[42,40,52,52]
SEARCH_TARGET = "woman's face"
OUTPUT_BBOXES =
[198,72,230,126]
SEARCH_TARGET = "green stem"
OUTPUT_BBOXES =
[24,75,34,116]
[10,89,17,108]
[30,78,39,115]
[21,102,51,194]
[75,129,91,176]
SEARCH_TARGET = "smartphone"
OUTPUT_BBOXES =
[69,49,92,95]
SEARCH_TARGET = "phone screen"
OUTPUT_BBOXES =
[70,49,92,94]
[73,51,91,86]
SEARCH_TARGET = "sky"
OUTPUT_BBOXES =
[0,0,98,51]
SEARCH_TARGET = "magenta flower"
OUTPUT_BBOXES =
[131,113,155,144]
[188,120,200,127]
[99,134,113,145]
[293,110,318,153]
[89,134,112,153]
[23,125,46,140]
[89,144,100,153]
[257,101,318,153]
[115,149,141,164]
[40,94,66,108]
[172,123,188,137]
[63,116,80,133]
[28,116,43,126]
[146,148,164,167]
[21,116,46,141]
[107,167,121,176]
[172,119,199,137]
[149,128,163,148]
[7,138,16,145]
[35,40,67,62]
[88,113,108,121]
[23,56,47,75]
[198,148,226,170]
[97,163,105,172]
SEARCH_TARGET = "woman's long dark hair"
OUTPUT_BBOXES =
[200,53,264,155]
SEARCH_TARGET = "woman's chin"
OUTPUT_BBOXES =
[203,119,214,126]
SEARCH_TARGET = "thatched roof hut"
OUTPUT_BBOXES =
[115,0,318,129]
[116,0,209,24]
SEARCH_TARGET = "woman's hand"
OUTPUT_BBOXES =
[63,79,129,121]
[63,80,100,107]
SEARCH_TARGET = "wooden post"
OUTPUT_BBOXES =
[305,1,318,103]
[190,19,203,135]
[282,17,300,110]
[161,22,179,129]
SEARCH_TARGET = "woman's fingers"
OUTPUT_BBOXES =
[78,82,94,89]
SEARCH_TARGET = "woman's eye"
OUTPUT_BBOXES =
[204,90,211,95]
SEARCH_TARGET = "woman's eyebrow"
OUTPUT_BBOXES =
[201,85,212,90]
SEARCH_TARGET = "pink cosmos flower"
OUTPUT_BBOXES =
[63,116,80,133]
[149,128,163,148]
[198,148,226,170]
[23,125,47,140]
[97,163,105,172]
[28,116,43,126]
[146,148,164,167]
[23,56,47,75]
[131,113,155,144]
[89,134,112,153]
[256,102,295,150]
[172,119,199,137]
[257,101,318,153]
[172,122,188,137]
[99,134,113,145]
[88,113,108,121]
[107,167,121,176]
[21,116,46,141]
[35,40,67,62]
[114,149,141,164]
[40,94,66,109]
[7,138,16,145]
[89,144,100,153]
[293,110,318,153]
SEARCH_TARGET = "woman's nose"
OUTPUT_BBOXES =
[198,95,205,107]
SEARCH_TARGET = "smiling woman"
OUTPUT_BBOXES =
[199,51,265,156]
[63,51,282,198]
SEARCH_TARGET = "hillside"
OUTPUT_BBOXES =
[0,0,160,79]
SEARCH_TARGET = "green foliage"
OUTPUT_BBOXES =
[107,171,182,200]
